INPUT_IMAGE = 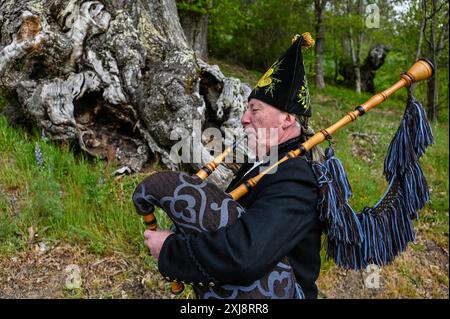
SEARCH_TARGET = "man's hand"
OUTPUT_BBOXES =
[143,229,174,259]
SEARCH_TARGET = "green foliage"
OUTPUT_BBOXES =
[25,168,65,224]
[0,95,5,112]
[207,0,448,122]
[208,0,314,70]
[176,0,212,16]
[0,212,19,245]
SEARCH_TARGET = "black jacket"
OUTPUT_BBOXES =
[158,137,322,298]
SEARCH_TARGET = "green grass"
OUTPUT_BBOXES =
[0,95,5,112]
[0,116,174,257]
[209,57,263,87]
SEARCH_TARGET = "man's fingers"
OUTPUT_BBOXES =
[143,229,153,238]
[143,239,153,255]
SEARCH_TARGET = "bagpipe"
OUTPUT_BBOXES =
[132,59,434,298]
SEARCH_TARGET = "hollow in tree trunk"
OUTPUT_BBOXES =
[0,0,251,188]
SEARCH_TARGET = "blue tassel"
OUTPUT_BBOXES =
[361,182,416,266]
[324,147,353,200]
[360,93,432,267]
[312,148,365,270]
[312,92,432,270]
[408,96,434,158]
[384,95,433,180]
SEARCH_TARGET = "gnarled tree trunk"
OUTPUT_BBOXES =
[0,0,250,188]
[339,44,390,93]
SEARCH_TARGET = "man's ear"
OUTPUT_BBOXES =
[282,113,296,129]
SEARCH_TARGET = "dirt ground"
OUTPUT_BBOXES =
[0,233,447,299]
[0,241,174,299]
[317,234,449,299]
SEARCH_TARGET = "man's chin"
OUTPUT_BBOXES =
[250,144,269,160]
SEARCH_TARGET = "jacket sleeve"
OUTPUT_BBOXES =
[158,158,318,286]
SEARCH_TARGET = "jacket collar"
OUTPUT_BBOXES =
[261,135,307,164]
[225,135,307,193]
[275,135,302,157]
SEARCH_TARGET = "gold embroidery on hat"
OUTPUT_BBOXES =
[256,59,282,97]
[298,75,311,110]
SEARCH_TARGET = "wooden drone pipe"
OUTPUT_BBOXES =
[229,59,434,201]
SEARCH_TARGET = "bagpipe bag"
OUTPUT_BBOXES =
[133,171,299,299]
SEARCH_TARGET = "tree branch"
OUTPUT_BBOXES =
[426,0,447,20]
[436,13,449,52]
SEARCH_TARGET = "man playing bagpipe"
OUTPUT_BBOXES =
[133,33,434,299]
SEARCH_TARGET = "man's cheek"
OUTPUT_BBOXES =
[247,133,257,150]
[268,128,280,146]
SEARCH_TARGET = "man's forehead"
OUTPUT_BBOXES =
[248,99,292,118]
[248,98,273,108]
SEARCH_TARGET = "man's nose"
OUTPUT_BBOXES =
[241,109,251,126]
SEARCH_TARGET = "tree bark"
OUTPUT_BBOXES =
[426,0,438,122]
[356,0,363,79]
[424,0,449,122]
[314,0,326,89]
[347,0,361,93]
[348,29,361,93]
[332,24,338,83]
[178,10,209,61]
[0,0,250,188]
[414,0,427,62]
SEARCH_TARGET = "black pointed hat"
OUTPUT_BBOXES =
[248,32,315,117]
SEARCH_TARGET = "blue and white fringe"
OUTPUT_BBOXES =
[312,94,433,269]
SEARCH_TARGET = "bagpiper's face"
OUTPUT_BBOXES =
[241,98,285,157]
